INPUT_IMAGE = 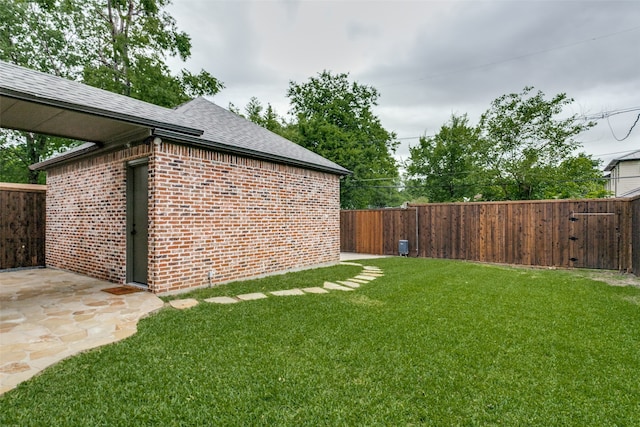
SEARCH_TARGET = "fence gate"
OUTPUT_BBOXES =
[0,183,46,269]
[569,211,619,270]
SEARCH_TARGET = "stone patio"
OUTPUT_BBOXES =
[0,268,164,394]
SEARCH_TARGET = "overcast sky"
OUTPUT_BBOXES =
[166,0,640,170]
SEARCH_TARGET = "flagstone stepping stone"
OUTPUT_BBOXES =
[323,282,354,291]
[358,273,381,278]
[337,281,360,288]
[302,287,329,294]
[354,275,376,281]
[348,279,369,284]
[339,262,363,266]
[204,296,239,304]
[363,266,382,271]
[270,289,305,296]
[169,299,199,310]
[236,292,268,301]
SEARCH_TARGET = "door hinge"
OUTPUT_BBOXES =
[569,217,578,222]
[569,236,578,241]
[570,257,578,262]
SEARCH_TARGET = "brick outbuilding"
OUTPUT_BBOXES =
[0,61,349,294]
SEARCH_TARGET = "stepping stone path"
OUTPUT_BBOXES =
[169,263,384,309]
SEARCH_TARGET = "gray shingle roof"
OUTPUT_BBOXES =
[168,97,350,175]
[1,61,348,175]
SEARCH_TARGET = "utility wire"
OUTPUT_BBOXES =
[592,148,640,157]
[395,107,640,143]
[607,113,640,141]
[579,106,640,121]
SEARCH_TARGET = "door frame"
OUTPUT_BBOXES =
[126,158,149,286]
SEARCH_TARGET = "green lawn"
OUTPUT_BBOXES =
[2,258,639,426]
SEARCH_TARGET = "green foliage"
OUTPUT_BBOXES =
[405,87,604,202]
[0,0,83,77]
[406,114,482,202]
[79,0,223,107]
[477,86,596,200]
[533,154,610,199]
[2,258,639,425]
[287,71,400,209]
[0,131,79,184]
[0,0,223,183]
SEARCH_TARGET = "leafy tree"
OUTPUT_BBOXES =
[540,154,609,199]
[0,0,223,183]
[0,0,84,77]
[405,114,482,202]
[0,132,76,184]
[476,86,596,200]
[404,87,604,202]
[287,71,400,209]
[80,0,222,107]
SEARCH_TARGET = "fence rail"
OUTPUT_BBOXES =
[341,197,639,273]
[0,183,46,269]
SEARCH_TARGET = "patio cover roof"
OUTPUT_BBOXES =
[0,61,349,175]
[0,61,202,144]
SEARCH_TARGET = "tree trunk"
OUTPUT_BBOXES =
[25,133,47,184]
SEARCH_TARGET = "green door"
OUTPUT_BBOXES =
[127,162,148,285]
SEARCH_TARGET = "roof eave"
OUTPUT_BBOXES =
[30,128,154,170]
[604,160,618,172]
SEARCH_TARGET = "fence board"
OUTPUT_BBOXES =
[341,197,638,273]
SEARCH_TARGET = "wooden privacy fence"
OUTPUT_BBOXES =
[0,183,46,269]
[341,197,640,273]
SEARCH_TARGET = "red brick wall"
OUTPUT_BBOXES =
[46,145,151,283]
[45,141,341,293]
[148,141,341,293]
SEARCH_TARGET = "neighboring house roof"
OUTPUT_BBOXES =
[0,60,349,175]
[604,149,640,171]
[620,187,640,198]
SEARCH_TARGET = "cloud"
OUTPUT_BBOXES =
[167,0,640,167]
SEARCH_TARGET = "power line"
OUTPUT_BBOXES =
[578,106,640,121]
[607,113,640,142]
[395,107,640,143]
[351,177,399,182]
[592,148,640,158]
